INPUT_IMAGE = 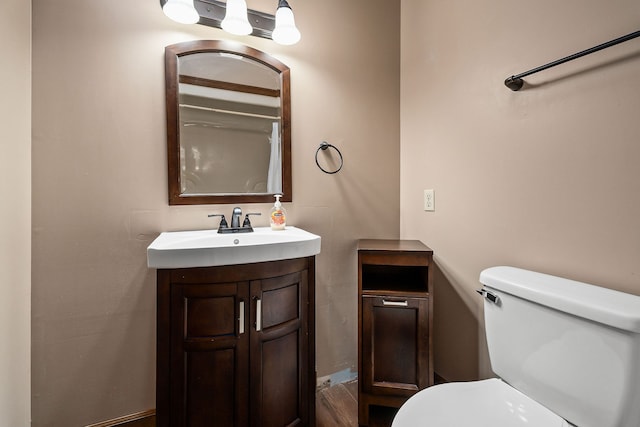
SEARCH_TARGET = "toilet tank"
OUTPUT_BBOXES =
[479,266,640,427]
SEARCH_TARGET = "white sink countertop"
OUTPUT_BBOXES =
[147,226,321,269]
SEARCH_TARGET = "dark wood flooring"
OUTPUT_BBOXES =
[99,380,391,427]
[316,380,397,427]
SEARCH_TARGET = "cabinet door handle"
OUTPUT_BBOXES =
[239,301,245,335]
[382,299,408,307]
[255,298,262,332]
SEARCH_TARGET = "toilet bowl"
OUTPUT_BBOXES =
[392,266,640,427]
[392,378,570,427]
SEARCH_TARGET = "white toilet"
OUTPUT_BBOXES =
[392,266,640,427]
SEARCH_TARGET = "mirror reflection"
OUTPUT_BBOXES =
[165,40,292,205]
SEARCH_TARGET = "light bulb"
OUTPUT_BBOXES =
[272,1,300,45]
[162,0,199,24]
[221,0,253,36]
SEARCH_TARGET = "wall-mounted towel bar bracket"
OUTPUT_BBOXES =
[505,29,640,91]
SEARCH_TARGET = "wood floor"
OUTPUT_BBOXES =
[316,380,397,427]
[107,380,391,427]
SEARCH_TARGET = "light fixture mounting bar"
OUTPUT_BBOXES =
[194,0,276,39]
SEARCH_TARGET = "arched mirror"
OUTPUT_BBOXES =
[165,40,291,205]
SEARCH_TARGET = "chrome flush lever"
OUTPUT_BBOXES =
[476,288,501,305]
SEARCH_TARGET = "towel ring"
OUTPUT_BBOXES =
[315,142,343,174]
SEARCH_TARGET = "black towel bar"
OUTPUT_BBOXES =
[505,30,640,91]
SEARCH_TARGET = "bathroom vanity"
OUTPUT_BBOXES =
[357,239,434,426]
[148,227,320,427]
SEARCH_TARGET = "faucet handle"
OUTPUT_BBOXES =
[208,214,228,230]
[242,213,261,229]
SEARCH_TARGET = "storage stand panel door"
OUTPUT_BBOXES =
[361,295,429,396]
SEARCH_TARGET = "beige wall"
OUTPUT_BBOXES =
[0,0,31,426]
[401,0,640,380]
[31,0,399,425]
[34,0,640,423]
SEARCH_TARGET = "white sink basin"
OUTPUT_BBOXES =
[147,226,321,268]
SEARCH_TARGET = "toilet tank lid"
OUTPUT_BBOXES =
[480,266,640,333]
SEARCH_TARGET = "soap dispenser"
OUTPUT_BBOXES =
[270,194,287,230]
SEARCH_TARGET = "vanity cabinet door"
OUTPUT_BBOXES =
[361,295,430,396]
[249,270,309,427]
[170,282,250,427]
[157,257,316,427]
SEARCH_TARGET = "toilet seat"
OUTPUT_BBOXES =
[392,378,570,427]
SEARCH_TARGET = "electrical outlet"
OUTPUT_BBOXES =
[424,189,435,211]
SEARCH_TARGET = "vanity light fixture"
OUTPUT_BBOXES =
[162,0,200,24]
[221,0,252,35]
[160,0,301,45]
[272,0,301,45]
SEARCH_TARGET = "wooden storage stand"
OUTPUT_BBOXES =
[357,240,434,426]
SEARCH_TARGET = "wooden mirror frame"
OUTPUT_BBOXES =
[165,40,292,205]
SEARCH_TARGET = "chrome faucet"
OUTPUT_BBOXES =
[231,207,242,228]
[209,207,261,234]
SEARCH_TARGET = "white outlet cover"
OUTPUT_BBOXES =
[424,189,435,211]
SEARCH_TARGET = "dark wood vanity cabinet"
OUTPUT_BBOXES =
[156,257,316,427]
[357,240,433,426]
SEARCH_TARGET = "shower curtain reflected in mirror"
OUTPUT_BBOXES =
[267,121,282,194]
